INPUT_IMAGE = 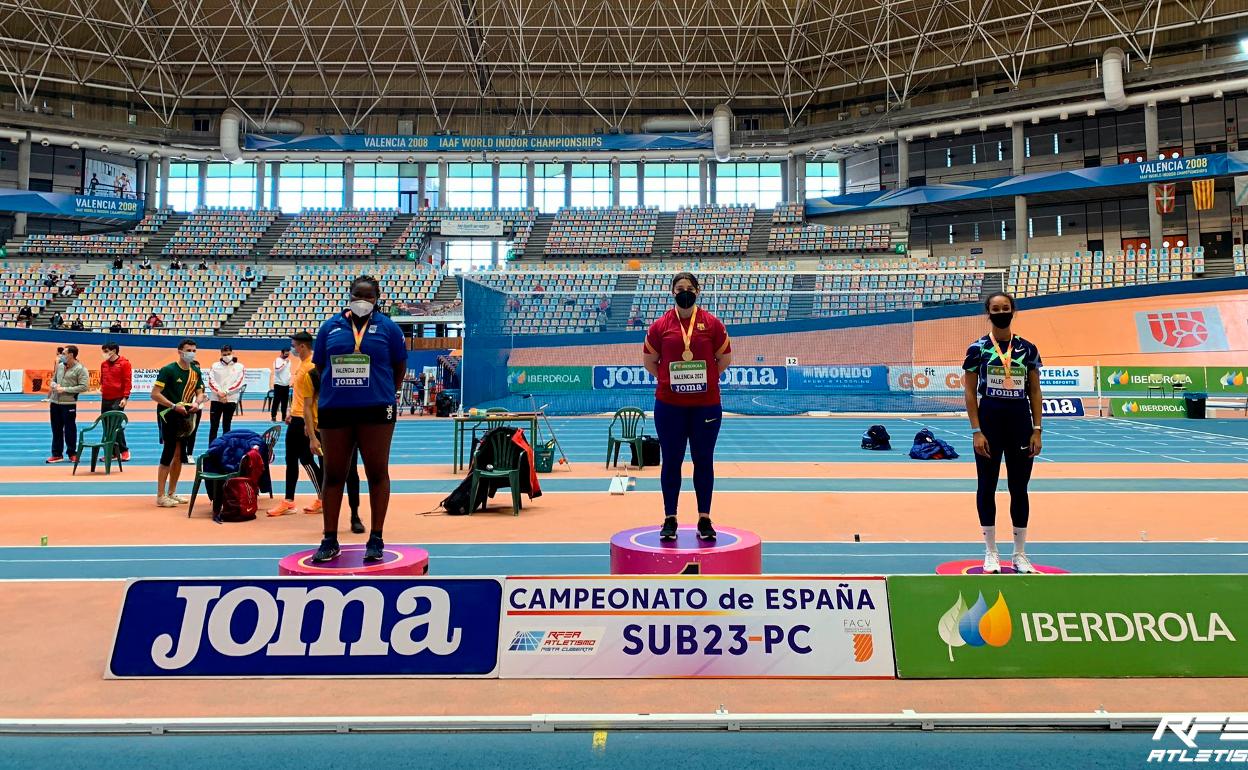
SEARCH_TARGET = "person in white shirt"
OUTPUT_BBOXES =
[207,344,246,442]
[271,347,293,422]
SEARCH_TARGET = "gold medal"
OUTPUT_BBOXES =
[676,306,699,364]
[681,350,693,361]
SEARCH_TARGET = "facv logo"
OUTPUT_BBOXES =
[937,591,1011,661]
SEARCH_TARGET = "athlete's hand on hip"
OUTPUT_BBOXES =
[973,432,991,457]
[1029,431,1043,458]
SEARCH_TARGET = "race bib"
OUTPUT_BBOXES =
[332,353,370,388]
[669,360,709,394]
[985,365,1027,398]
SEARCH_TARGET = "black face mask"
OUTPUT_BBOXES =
[674,290,697,309]
[989,311,1014,329]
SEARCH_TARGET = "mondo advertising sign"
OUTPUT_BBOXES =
[788,365,888,392]
[593,365,787,391]
[1110,397,1188,418]
[889,575,1248,678]
[499,576,893,679]
[108,578,504,678]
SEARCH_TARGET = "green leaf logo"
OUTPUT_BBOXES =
[938,593,968,662]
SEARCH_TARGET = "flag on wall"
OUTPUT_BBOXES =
[1193,178,1216,211]
[1154,183,1176,214]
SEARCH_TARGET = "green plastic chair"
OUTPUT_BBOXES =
[1147,372,1166,397]
[606,407,647,469]
[470,428,524,516]
[471,407,512,456]
[72,410,129,475]
[187,453,239,519]
[1170,374,1188,396]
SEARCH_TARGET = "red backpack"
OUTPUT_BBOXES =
[217,446,264,523]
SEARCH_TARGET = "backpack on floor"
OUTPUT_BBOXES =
[630,436,662,466]
[909,428,959,460]
[861,424,891,450]
[217,446,264,522]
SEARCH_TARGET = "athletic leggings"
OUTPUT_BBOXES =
[285,418,360,513]
[653,399,723,518]
[974,397,1034,528]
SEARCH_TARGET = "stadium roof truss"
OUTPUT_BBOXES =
[0,0,1245,129]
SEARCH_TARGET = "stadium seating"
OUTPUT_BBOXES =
[769,223,892,254]
[672,205,755,255]
[545,207,658,256]
[270,209,396,258]
[133,209,173,234]
[631,272,793,324]
[21,233,144,258]
[240,262,440,336]
[164,208,279,258]
[771,202,804,224]
[1,262,77,325]
[475,272,619,334]
[65,264,264,334]
[391,208,537,259]
[811,257,986,317]
[1008,248,1205,298]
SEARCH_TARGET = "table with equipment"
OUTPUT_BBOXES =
[451,411,540,473]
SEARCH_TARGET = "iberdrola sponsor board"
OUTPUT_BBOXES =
[888,575,1248,678]
[1110,397,1187,418]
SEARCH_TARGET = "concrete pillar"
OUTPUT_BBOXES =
[610,159,621,207]
[699,158,710,205]
[1145,103,1163,251]
[14,135,30,236]
[1012,123,1027,255]
[343,161,355,209]
[491,162,500,209]
[270,162,281,211]
[196,161,207,209]
[254,161,266,209]
[897,137,910,189]
[144,158,158,212]
[416,164,426,210]
[564,162,572,209]
[791,156,805,203]
[159,157,170,210]
[524,160,534,208]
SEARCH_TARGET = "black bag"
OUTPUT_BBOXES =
[435,392,456,417]
[861,424,891,450]
[630,436,662,466]
[440,474,478,515]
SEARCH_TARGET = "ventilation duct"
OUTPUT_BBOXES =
[711,104,732,162]
[220,109,305,162]
[1102,48,1129,111]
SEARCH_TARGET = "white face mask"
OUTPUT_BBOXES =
[181,350,196,363]
[221,355,234,363]
[349,299,374,317]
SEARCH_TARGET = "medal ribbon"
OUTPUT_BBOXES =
[350,317,370,354]
[677,306,699,361]
[990,334,1015,390]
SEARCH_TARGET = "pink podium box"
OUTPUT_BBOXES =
[610,525,762,575]
[936,559,1068,575]
[278,544,430,576]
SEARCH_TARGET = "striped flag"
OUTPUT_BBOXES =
[1193,178,1216,211]
[1155,183,1176,214]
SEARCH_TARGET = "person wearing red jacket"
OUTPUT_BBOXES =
[99,342,133,461]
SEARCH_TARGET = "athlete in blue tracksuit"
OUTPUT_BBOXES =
[963,291,1044,575]
[310,276,407,564]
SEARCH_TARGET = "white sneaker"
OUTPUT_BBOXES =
[982,550,1001,574]
[171,494,189,504]
[156,496,178,508]
[1013,553,1038,574]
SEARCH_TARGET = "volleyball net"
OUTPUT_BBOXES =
[460,274,997,415]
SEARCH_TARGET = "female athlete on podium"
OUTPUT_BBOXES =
[642,272,733,542]
[962,291,1043,574]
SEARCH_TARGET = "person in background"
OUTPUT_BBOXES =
[50,312,65,330]
[69,317,84,331]
[59,278,76,298]
[268,333,319,517]
[139,256,152,270]
[169,256,183,271]
[207,344,245,442]
[16,306,33,327]
[88,173,99,195]
[271,347,293,422]
[151,338,204,508]
[197,257,209,271]
[146,312,163,329]
[43,270,58,288]
[46,345,88,464]
[109,320,125,333]
[112,256,124,270]
[99,342,133,461]
[243,265,256,282]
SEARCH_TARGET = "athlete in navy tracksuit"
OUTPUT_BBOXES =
[642,272,733,543]
[310,276,407,564]
[963,291,1044,575]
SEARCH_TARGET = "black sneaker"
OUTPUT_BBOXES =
[311,538,340,563]
[364,535,385,562]
[697,517,717,541]
[659,516,678,541]
[350,514,365,535]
